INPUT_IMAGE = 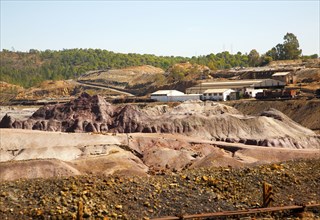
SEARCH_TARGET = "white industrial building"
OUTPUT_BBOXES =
[186,79,285,94]
[202,89,235,101]
[150,90,201,102]
[245,87,264,98]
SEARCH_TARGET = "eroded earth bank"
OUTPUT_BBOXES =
[0,94,319,219]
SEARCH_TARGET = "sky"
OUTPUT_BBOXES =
[1,0,319,57]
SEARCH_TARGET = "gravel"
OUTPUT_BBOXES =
[0,158,319,219]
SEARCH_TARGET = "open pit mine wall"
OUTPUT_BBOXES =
[0,93,319,149]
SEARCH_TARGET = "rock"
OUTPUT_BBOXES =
[115,205,122,210]
[143,202,150,207]
[202,176,208,181]
[83,207,92,218]
[0,114,13,128]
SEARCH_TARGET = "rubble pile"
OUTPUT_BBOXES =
[0,159,319,219]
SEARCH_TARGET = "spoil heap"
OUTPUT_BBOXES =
[1,93,319,149]
[0,159,319,219]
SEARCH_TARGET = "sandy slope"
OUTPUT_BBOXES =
[228,99,320,131]
[1,129,319,181]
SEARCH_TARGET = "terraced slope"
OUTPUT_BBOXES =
[78,65,166,95]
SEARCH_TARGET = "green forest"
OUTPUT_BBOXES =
[0,33,317,88]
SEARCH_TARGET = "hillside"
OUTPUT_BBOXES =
[227,99,320,132]
[78,65,166,93]
[14,80,77,100]
[2,79,136,104]
[1,48,318,99]
[0,81,24,103]
[0,49,189,88]
[294,68,320,92]
[0,49,256,89]
[78,63,209,95]
[268,58,320,68]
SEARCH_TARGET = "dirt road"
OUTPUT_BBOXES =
[76,81,134,96]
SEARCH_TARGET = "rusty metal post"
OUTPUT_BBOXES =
[77,200,84,220]
[263,182,273,207]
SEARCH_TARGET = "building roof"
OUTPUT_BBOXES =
[203,89,234,94]
[272,72,291,76]
[201,79,263,86]
[151,90,185,96]
[252,79,285,88]
[186,79,286,94]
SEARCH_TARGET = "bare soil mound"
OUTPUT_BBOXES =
[15,80,76,100]
[78,65,166,95]
[0,81,24,92]
[1,94,319,149]
[296,68,320,83]
[78,64,202,95]
[71,153,148,177]
[268,58,319,68]
[1,129,319,182]
[0,81,24,104]
[0,159,81,181]
[228,99,320,131]
[167,62,211,81]
[294,67,320,92]
[0,129,148,180]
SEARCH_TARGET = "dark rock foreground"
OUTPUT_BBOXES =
[0,159,319,219]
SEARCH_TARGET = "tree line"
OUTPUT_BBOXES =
[0,33,317,88]
[246,33,318,67]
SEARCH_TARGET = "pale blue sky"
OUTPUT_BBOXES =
[1,0,319,57]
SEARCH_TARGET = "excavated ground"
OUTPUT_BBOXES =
[1,94,319,219]
[227,99,320,133]
[2,129,319,182]
[0,159,319,219]
[1,94,320,149]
